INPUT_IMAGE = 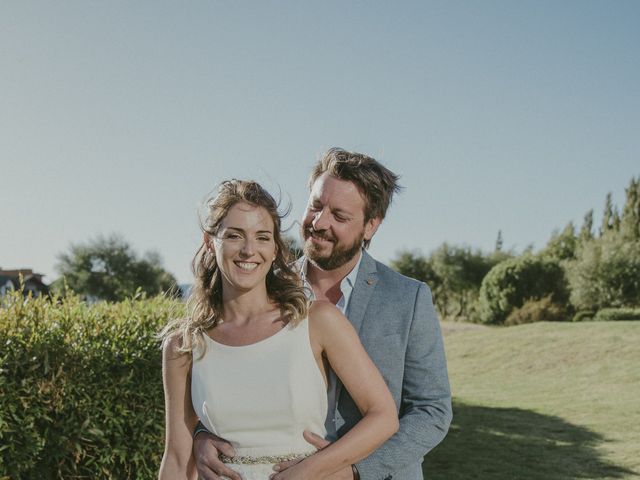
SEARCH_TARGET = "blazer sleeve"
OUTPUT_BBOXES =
[355,283,453,479]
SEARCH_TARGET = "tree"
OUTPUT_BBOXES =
[600,192,621,235]
[390,251,440,287]
[566,177,640,311]
[566,233,640,311]
[495,230,504,252]
[620,176,640,241]
[429,244,507,321]
[579,209,594,243]
[391,245,509,322]
[53,234,178,301]
[600,193,613,235]
[390,251,445,313]
[541,222,577,262]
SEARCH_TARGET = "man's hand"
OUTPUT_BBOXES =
[272,431,356,480]
[193,431,241,480]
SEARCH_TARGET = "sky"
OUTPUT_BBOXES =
[1,1,639,284]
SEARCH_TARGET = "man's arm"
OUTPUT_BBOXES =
[356,283,452,479]
[192,422,241,480]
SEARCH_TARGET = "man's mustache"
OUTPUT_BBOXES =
[303,226,336,243]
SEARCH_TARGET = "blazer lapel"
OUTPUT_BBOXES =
[345,250,379,335]
[334,250,379,408]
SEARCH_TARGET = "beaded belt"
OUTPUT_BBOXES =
[219,451,314,465]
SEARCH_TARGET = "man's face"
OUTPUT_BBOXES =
[301,173,380,270]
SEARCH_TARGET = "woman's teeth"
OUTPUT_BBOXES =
[236,262,258,271]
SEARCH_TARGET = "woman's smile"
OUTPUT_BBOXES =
[234,261,260,272]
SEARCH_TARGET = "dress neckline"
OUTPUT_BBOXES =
[203,320,296,349]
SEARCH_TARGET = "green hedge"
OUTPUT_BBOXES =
[0,291,182,479]
[593,307,640,322]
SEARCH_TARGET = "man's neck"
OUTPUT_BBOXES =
[306,251,361,304]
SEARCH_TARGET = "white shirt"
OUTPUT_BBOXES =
[299,251,363,440]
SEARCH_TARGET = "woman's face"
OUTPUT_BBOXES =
[209,201,277,296]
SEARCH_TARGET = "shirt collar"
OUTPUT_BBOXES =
[341,251,362,290]
[300,250,364,299]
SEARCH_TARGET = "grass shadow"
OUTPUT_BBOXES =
[423,401,637,480]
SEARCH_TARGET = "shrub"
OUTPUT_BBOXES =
[504,295,567,326]
[0,290,182,479]
[593,308,640,322]
[478,255,570,325]
[572,310,596,322]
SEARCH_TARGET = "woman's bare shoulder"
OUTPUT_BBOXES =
[309,300,347,322]
[161,326,190,362]
[308,301,353,336]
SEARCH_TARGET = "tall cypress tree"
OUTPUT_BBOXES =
[495,230,504,252]
[612,207,621,232]
[579,209,594,243]
[621,176,640,240]
[600,192,614,235]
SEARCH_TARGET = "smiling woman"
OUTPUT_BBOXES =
[210,202,278,297]
[158,179,398,480]
[165,179,307,355]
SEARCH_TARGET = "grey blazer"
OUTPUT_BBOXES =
[327,250,452,480]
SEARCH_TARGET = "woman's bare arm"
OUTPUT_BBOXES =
[158,334,199,480]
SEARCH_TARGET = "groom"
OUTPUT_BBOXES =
[194,148,452,480]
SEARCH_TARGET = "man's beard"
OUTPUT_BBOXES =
[302,226,363,271]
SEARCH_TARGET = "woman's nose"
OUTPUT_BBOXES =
[240,238,255,256]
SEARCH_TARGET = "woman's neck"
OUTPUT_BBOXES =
[221,285,274,324]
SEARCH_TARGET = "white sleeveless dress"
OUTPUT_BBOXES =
[191,318,328,479]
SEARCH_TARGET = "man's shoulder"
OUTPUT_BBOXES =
[363,251,429,293]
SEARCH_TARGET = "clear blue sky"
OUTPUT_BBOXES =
[1,1,639,284]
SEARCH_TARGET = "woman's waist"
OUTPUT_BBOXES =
[231,441,318,458]
[200,416,326,456]
[221,447,316,465]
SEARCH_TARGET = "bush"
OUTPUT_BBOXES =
[0,290,182,479]
[478,255,570,325]
[593,308,640,322]
[504,295,567,326]
[572,310,596,322]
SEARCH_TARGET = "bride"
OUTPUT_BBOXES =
[159,180,398,479]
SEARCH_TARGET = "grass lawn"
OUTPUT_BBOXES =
[423,321,640,480]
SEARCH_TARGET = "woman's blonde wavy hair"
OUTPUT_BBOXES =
[161,180,308,356]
